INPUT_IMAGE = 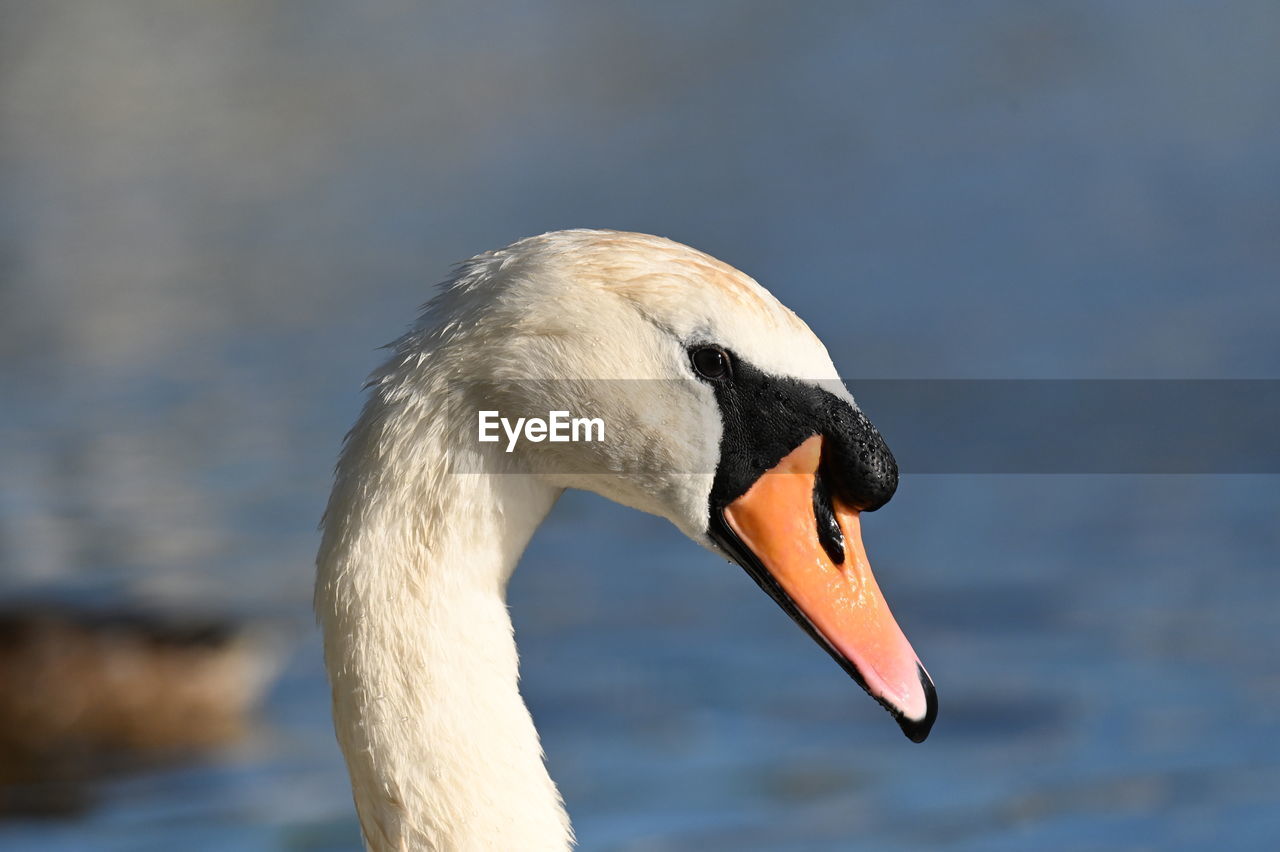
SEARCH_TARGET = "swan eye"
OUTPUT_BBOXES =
[690,345,731,380]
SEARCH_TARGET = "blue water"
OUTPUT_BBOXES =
[1,2,1278,849]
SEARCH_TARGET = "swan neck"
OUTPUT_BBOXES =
[316,382,569,851]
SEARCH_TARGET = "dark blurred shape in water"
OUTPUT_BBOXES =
[0,603,286,818]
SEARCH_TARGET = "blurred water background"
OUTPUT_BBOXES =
[1,2,1278,850]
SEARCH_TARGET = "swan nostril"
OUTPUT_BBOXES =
[812,471,846,566]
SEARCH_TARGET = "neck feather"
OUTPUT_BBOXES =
[316,363,570,851]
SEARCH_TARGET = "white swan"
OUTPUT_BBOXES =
[316,230,936,851]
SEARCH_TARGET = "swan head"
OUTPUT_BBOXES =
[404,229,936,742]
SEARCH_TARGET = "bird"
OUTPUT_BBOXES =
[0,603,284,815]
[315,230,936,851]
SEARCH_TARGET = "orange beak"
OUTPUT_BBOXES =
[719,435,936,741]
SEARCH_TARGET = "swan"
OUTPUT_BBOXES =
[316,230,936,851]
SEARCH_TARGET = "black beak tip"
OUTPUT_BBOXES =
[896,664,938,743]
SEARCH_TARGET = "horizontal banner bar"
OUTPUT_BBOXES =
[443,380,1280,474]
